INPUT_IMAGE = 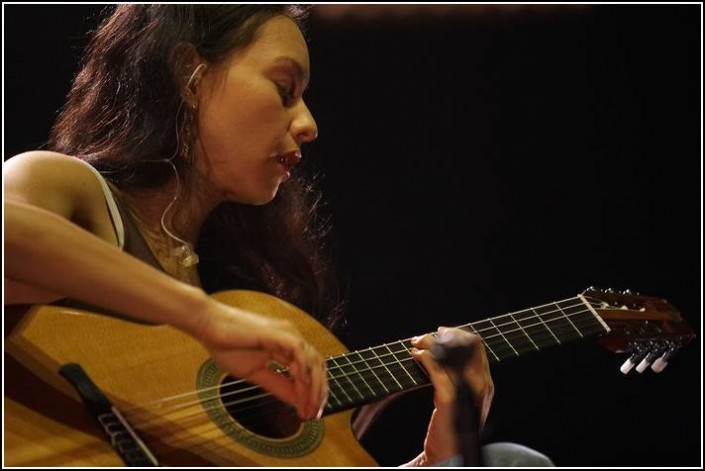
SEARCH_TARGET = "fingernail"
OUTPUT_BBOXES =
[315,390,329,420]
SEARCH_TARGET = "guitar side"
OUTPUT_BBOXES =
[4,290,378,467]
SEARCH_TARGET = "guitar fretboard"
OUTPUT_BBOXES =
[322,296,607,414]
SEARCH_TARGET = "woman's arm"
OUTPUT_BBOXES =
[4,151,328,420]
[402,327,494,467]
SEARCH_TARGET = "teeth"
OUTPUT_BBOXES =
[277,151,302,169]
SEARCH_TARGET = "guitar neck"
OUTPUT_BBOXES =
[323,295,609,414]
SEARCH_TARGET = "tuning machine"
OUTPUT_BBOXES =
[651,343,681,373]
[620,344,648,374]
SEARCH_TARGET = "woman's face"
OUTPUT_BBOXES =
[195,16,317,205]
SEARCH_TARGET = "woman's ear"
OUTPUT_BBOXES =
[184,63,208,109]
[171,42,207,108]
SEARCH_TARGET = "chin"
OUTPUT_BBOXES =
[226,182,281,206]
[243,190,280,206]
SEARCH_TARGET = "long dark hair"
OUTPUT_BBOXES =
[48,5,344,329]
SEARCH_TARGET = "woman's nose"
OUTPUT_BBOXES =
[291,100,318,144]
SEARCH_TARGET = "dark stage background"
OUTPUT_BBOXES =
[4,4,702,467]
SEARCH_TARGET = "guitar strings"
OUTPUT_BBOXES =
[154,309,605,431]
[122,298,601,427]
[124,319,608,454]
[120,296,593,418]
[124,308,605,454]
[121,299,605,437]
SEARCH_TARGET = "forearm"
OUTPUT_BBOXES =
[4,200,209,335]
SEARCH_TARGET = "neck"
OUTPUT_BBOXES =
[320,295,609,415]
[124,172,221,245]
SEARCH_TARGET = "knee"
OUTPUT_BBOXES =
[481,442,555,467]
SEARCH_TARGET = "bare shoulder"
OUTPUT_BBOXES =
[4,150,109,220]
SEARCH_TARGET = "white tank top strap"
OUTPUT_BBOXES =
[79,160,125,249]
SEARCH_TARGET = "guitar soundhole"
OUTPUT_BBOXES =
[219,375,302,439]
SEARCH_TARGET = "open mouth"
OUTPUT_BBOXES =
[276,150,302,172]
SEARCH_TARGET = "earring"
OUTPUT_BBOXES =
[178,63,207,165]
[180,109,194,162]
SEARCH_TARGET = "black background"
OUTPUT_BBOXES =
[4,4,701,467]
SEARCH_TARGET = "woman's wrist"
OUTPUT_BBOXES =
[171,283,213,338]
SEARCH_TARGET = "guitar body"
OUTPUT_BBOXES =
[4,290,378,467]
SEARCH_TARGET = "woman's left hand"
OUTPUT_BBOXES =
[408,327,494,466]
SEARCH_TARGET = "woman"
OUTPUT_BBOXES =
[5,5,550,466]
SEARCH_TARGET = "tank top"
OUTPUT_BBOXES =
[79,162,164,272]
[52,161,168,318]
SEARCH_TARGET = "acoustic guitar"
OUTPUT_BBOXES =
[4,288,694,466]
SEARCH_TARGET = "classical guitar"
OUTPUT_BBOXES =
[4,288,694,466]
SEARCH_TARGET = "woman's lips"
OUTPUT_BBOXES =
[276,150,302,172]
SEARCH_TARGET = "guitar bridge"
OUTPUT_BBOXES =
[59,363,160,467]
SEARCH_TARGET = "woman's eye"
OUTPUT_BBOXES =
[276,83,296,107]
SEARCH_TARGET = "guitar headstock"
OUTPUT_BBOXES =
[582,287,695,374]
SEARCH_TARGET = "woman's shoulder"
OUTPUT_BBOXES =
[5,150,94,175]
[4,150,111,219]
[5,150,103,195]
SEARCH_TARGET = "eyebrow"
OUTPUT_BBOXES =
[272,56,309,89]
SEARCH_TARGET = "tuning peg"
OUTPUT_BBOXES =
[605,288,616,294]
[621,289,640,296]
[651,346,680,373]
[620,349,648,374]
[636,350,661,373]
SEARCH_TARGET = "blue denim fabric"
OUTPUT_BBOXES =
[435,442,555,467]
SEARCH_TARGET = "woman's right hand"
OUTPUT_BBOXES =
[192,299,328,421]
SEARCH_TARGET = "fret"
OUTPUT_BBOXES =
[382,342,417,388]
[337,355,371,401]
[326,384,343,409]
[489,318,519,357]
[386,340,426,387]
[561,300,607,336]
[363,347,403,391]
[371,345,404,391]
[323,357,345,408]
[471,319,518,362]
[466,323,501,362]
[554,301,583,338]
[513,308,561,350]
[503,313,540,353]
[467,322,503,362]
[342,351,378,398]
[326,357,354,407]
[356,349,392,394]
[533,302,583,343]
[396,341,429,385]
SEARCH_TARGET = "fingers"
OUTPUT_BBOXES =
[285,341,328,420]
[411,342,455,407]
[201,305,328,421]
[248,366,298,406]
[411,327,494,416]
